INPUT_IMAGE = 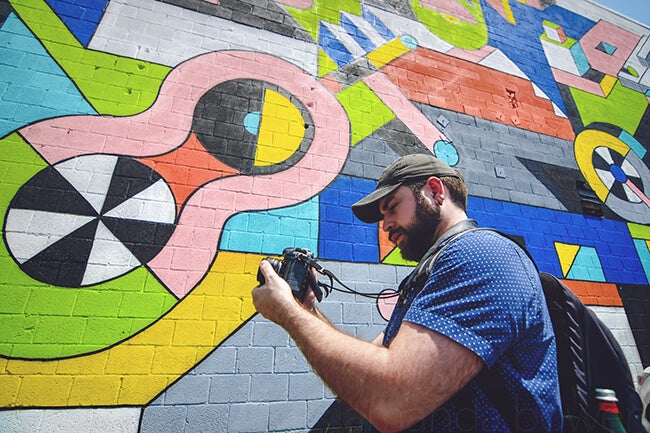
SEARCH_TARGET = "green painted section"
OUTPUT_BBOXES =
[336,81,395,146]
[382,247,417,267]
[570,80,648,134]
[0,134,178,359]
[285,0,361,41]
[629,223,650,240]
[318,47,340,78]
[10,0,170,116]
[410,0,488,50]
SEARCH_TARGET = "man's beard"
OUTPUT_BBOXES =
[397,194,441,262]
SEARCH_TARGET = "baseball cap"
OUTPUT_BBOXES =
[351,153,461,223]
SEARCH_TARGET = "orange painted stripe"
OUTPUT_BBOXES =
[382,47,575,141]
[560,279,623,307]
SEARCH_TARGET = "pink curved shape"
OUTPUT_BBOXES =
[143,51,350,297]
[275,0,312,8]
[421,0,476,24]
[19,50,350,299]
[22,50,341,164]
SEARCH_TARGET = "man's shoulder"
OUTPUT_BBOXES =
[439,228,518,257]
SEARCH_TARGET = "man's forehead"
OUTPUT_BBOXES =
[379,185,406,209]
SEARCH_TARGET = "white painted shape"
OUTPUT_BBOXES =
[88,0,319,75]
[365,5,454,53]
[596,146,615,164]
[595,168,617,190]
[622,182,642,203]
[55,155,118,214]
[82,221,141,285]
[552,102,568,118]
[531,82,550,99]
[590,305,644,381]
[322,21,367,58]
[104,179,176,224]
[342,12,388,47]
[543,25,562,43]
[4,209,95,263]
[621,158,641,178]
[540,38,580,75]
[555,0,649,34]
[479,48,528,79]
[0,407,141,433]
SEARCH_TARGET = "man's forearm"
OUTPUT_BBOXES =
[278,302,393,427]
[252,260,481,432]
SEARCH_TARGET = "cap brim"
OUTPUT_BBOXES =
[351,183,402,223]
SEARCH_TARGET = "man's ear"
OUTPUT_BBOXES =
[424,177,445,206]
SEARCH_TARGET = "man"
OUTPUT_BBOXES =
[253,153,562,432]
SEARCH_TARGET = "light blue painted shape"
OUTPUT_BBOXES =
[434,140,459,167]
[598,41,617,55]
[400,35,418,50]
[633,239,650,283]
[0,13,96,138]
[567,246,606,282]
[619,130,647,159]
[244,111,261,135]
[570,42,591,76]
[220,197,319,256]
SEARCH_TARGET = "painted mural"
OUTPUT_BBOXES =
[0,0,648,431]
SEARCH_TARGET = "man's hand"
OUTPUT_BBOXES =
[252,259,299,325]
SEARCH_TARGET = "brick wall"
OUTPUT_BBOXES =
[0,0,649,431]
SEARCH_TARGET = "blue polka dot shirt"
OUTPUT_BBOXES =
[365,230,563,432]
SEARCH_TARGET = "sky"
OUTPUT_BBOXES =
[590,0,650,27]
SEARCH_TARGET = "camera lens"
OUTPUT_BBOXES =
[257,257,283,285]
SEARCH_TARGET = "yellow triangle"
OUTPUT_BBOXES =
[554,242,580,277]
[255,89,305,166]
[366,38,411,69]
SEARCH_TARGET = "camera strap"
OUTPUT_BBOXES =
[298,253,398,301]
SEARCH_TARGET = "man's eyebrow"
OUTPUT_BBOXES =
[379,195,395,212]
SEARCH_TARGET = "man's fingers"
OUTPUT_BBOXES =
[259,259,279,283]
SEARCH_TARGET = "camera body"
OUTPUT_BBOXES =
[257,248,322,302]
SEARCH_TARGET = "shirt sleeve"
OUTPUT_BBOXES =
[403,230,541,368]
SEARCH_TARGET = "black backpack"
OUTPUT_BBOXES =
[410,223,645,433]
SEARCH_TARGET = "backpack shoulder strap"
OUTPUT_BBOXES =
[402,219,480,297]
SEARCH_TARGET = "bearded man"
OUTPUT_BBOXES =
[253,153,562,433]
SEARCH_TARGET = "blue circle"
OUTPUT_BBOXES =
[244,112,261,135]
[401,35,418,49]
[434,141,459,167]
[610,164,628,183]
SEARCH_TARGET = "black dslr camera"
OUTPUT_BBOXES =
[257,248,323,302]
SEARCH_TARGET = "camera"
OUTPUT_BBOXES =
[257,247,323,302]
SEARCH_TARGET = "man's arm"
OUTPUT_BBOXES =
[252,260,484,433]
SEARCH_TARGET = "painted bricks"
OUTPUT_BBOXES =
[1,0,649,431]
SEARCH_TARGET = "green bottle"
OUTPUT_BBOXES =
[595,388,628,433]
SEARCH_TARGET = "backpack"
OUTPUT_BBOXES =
[410,223,645,433]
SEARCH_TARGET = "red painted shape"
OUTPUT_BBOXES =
[381,47,576,141]
[138,132,240,214]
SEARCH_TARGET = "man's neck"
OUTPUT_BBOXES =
[432,210,469,245]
